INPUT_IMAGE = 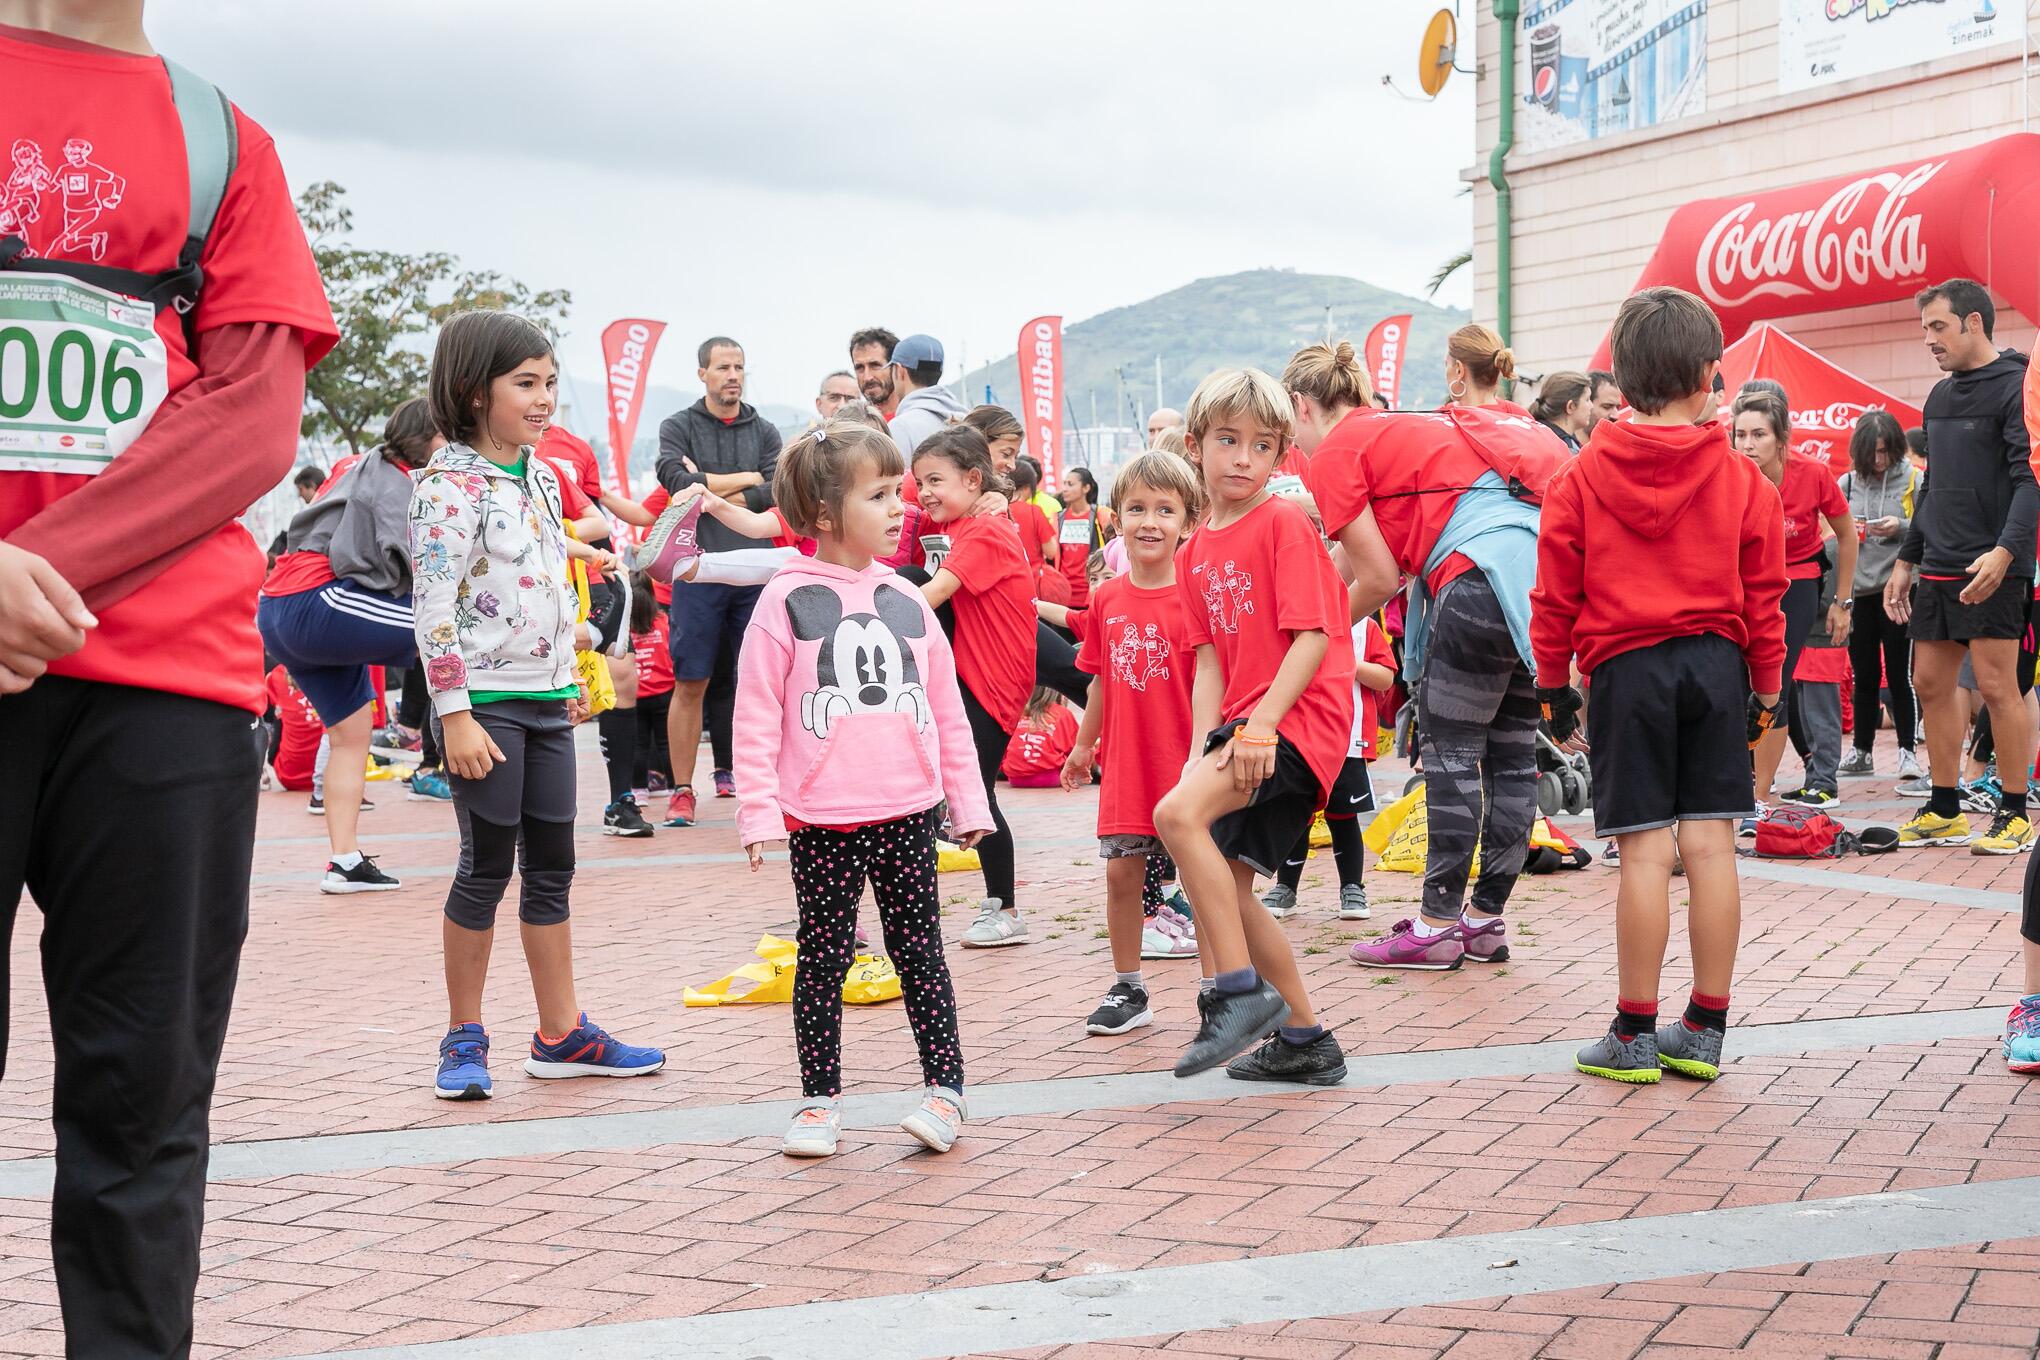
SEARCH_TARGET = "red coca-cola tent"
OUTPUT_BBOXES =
[1594,133,2040,364]
[1719,322,1923,480]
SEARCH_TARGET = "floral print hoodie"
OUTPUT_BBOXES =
[409,443,579,717]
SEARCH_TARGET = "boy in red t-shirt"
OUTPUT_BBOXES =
[1062,451,1204,1036]
[1531,287,1787,1084]
[1153,369,1352,1084]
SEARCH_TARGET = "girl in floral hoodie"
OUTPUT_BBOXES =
[409,311,662,1101]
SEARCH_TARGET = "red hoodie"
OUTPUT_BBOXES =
[1531,420,1789,693]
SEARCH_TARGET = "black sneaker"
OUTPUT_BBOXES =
[1226,1030,1348,1086]
[320,854,401,894]
[603,798,654,838]
[1084,981,1153,1035]
[1779,787,1837,809]
[1173,981,1290,1077]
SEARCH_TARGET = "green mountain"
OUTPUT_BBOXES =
[959,268,1470,423]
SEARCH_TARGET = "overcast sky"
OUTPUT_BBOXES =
[152,1,1476,416]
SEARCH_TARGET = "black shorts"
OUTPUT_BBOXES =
[1909,573,2033,644]
[1203,719,1323,877]
[1324,755,1375,819]
[1587,633,1752,837]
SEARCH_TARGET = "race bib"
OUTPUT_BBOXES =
[1059,517,1092,546]
[919,532,952,572]
[0,273,169,475]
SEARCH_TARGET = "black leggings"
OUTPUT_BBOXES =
[1035,621,1089,704]
[1277,814,1364,891]
[1849,590,1915,753]
[633,689,672,787]
[1776,578,1819,721]
[959,681,1017,907]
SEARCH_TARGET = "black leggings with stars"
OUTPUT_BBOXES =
[789,808,965,1099]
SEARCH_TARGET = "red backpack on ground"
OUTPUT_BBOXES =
[1746,807,1897,858]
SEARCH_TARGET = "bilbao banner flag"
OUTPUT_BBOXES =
[1019,315,1063,491]
[1364,314,1413,410]
[601,319,666,497]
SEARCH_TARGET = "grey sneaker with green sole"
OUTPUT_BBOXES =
[1655,1023,1723,1081]
[1575,1028,1662,1084]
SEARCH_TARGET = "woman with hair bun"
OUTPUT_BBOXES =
[1444,323,1517,411]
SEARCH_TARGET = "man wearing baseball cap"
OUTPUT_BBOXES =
[888,334,967,460]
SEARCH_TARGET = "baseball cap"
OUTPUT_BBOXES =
[890,334,944,372]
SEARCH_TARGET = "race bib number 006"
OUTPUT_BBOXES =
[0,273,168,475]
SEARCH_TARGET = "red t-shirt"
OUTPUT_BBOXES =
[1779,451,1847,580]
[1011,500,1055,567]
[1178,497,1356,800]
[1351,616,1398,757]
[261,550,337,597]
[940,513,1037,730]
[537,425,604,506]
[1307,407,1487,594]
[1001,704,1078,784]
[0,30,337,712]
[264,664,323,791]
[1056,507,1100,606]
[312,453,360,499]
[1077,575,1196,837]
[632,611,674,698]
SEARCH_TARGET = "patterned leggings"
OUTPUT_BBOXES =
[1141,850,1177,915]
[789,808,965,1098]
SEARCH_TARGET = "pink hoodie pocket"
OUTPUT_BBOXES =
[794,711,939,820]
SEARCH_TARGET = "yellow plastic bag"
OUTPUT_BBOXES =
[1363,784,1481,876]
[937,839,981,873]
[570,557,616,717]
[1308,811,1332,848]
[683,934,900,1007]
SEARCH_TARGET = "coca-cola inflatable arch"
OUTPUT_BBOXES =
[1593,133,2040,368]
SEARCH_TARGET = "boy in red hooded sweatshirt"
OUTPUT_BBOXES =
[1531,287,1788,1085]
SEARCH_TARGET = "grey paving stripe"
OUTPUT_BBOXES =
[1737,860,2021,913]
[0,1005,1998,1201]
[303,1174,2040,1360]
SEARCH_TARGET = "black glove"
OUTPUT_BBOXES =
[1537,685,1583,743]
[1747,693,1779,749]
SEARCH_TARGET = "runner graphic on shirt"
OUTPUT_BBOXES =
[1198,560,1254,636]
[1108,621,1172,691]
[0,138,54,252]
[50,138,124,262]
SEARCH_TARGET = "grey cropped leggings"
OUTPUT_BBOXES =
[438,699,578,930]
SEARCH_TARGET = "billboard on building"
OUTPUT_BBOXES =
[1779,0,2016,94]
[1517,0,1708,152]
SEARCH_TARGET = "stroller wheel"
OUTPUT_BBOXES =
[1537,770,1562,818]
[1404,773,1425,798]
[1561,765,1589,816]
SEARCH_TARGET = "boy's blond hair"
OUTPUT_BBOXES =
[1151,425,1188,457]
[1185,367,1294,448]
[1110,449,1203,522]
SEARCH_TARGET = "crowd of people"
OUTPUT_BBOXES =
[4,7,2040,1354]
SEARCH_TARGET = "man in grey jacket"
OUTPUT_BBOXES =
[654,336,783,824]
[887,334,967,461]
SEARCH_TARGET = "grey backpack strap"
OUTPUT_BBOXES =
[162,57,236,262]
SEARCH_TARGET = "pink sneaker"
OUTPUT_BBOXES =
[635,496,707,584]
[1349,918,1465,971]
[1451,914,1510,963]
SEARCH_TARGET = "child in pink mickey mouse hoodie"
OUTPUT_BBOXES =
[733,418,991,1161]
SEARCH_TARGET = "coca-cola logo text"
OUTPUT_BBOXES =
[1697,161,1942,310]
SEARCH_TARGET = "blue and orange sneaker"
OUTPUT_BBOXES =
[435,1024,491,1100]
[2006,994,2040,1075]
[524,1013,664,1079]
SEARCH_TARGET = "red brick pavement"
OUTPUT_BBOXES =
[1,734,2036,1356]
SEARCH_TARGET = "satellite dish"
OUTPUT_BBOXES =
[1418,10,1458,98]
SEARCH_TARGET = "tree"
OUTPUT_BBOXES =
[297,181,571,456]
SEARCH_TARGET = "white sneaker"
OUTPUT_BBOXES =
[782,1101,840,1158]
[1338,883,1372,920]
[1140,908,1199,959]
[1897,749,1924,780]
[899,1086,965,1152]
[960,898,1028,947]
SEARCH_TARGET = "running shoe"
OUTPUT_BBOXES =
[1575,1028,1662,1084]
[1173,981,1290,1077]
[1451,914,1510,963]
[1226,1030,1347,1086]
[1897,809,1971,847]
[1602,841,1620,866]
[664,785,697,828]
[960,898,1028,947]
[1896,748,1924,780]
[899,1086,965,1152]
[1161,885,1194,920]
[1779,787,1838,809]
[524,1014,664,1079]
[1971,810,2033,856]
[434,1024,491,1100]
[1349,918,1465,970]
[1737,801,1771,838]
[635,495,707,584]
[713,768,736,799]
[1084,981,1153,1035]
[782,1100,841,1157]
[320,855,400,894]
[1338,883,1371,920]
[1896,775,1933,799]
[406,768,452,801]
[1259,883,1299,919]
[1963,776,2004,814]
[1140,909,1199,960]
[1837,749,1876,777]
[1655,1022,1724,1082]
[603,798,654,837]
[648,770,670,795]
[2005,994,2040,1074]
[308,793,374,815]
